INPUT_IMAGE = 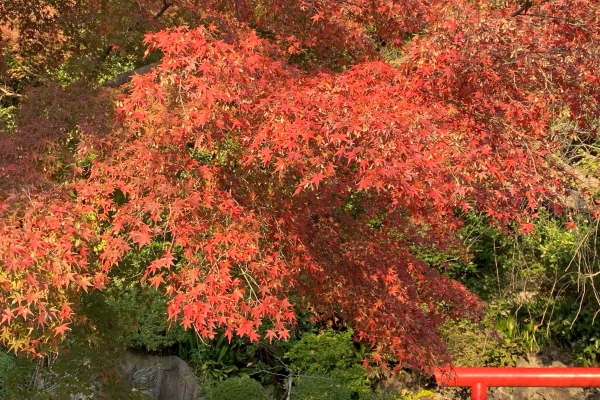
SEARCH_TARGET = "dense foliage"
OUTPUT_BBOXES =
[290,376,353,400]
[286,329,373,396]
[206,376,269,400]
[0,351,14,399]
[1,0,599,376]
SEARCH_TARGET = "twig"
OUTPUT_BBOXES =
[510,0,532,17]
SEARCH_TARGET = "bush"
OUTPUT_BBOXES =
[441,318,502,367]
[206,377,269,400]
[285,329,372,396]
[290,376,352,400]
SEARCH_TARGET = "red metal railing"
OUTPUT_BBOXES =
[435,367,600,400]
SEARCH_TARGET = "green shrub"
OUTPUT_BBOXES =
[206,377,269,400]
[109,285,188,351]
[285,329,372,396]
[189,332,259,382]
[442,309,537,367]
[291,376,352,400]
[548,298,600,366]
[434,211,599,366]
[441,319,496,367]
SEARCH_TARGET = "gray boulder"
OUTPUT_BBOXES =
[122,350,205,400]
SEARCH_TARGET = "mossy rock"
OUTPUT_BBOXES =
[207,377,269,400]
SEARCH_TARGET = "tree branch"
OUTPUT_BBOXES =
[510,0,550,17]
[98,45,114,64]
[101,61,160,88]
[510,0,532,17]
[154,0,173,20]
[93,1,170,74]
[0,85,22,98]
[522,12,581,24]
[549,154,600,212]
[91,44,115,77]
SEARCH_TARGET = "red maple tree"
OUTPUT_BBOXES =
[0,0,599,371]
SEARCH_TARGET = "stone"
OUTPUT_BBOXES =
[584,388,600,400]
[121,350,205,400]
[539,346,572,366]
[489,386,514,400]
[510,386,536,400]
[532,387,583,400]
[488,386,585,400]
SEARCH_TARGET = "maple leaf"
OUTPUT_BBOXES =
[265,329,277,343]
[520,222,535,235]
[277,329,290,340]
[259,147,273,164]
[129,230,152,248]
[356,173,373,190]
[60,303,73,319]
[311,12,324,23]
[310,171,326,188]
[75,275,93,292]
[247,330,260,342]
[1,308,14,325]
[387,285,400,296]
[15,306,33,319]
[149,275,165,289]
[371,353,382,363]
[54,323,71,337]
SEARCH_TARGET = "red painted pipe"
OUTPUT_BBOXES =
[435,368,600,400]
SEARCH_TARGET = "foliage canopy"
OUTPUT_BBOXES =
[1,0,599,373]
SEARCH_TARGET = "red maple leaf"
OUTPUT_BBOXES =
[54,324,71,337]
